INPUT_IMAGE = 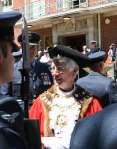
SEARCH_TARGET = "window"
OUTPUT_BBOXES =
[2,0,12,7]
[73,0,86,8]
[57,0,63,9]
[80,0,86,3]
[73,0,79,8]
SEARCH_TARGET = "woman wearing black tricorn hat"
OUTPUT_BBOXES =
[0,11,28,149]
[29,45,102,148]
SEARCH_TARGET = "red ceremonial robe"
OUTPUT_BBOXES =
[29,96,102,137]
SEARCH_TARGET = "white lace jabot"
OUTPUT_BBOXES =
[56,86,76,97]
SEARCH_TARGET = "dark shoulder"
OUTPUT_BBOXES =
[36,59,49,68]
[73,85,91,101]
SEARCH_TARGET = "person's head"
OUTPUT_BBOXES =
[90,40,97,49]
[90,61,105,74]
[0,11,22,84]
[110,43,116,50]
[48,45,93,91]
[88,51,106,74]
[18,32,40,62]
[51,55,79,90]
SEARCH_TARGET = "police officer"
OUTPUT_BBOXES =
[18,32,53,100]
[76,50,117,107]
[0,11,28,149]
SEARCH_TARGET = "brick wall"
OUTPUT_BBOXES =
[88,0,109,7]
[13,0,25,10]
[13,0,24,46]
[45,0,57,15]
[101,15,117,51]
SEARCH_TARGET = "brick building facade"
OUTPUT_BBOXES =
[101,15,117,51]
[2,0,117,50]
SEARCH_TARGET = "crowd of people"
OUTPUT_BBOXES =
[1,10,117,149]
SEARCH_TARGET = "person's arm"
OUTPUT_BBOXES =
[83,97,102,118]
[29,97,45,136]
[29,95,53,137]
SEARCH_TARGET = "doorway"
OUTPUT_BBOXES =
[58,34,86,52]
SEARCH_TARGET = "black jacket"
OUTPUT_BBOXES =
[0,96,28,149]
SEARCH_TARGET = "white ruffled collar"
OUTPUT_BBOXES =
[56,86,75,97]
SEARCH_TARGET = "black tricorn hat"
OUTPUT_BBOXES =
[0,11,22,40]
[18,32,40,45]
[48,45,94,68]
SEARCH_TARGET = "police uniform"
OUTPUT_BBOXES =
[70,103,117,149]
[29,45,102,148]
[0,11,28,149]
[18,33,53,100]
[0,12,22,98]
[76,51,117,107]
[18,32,53,99]
[12,49,23,97]
[70,52,117,149]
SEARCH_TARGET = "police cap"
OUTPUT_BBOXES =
[90,40,97,44]
[88,51,106,62]
[0,11,22,40]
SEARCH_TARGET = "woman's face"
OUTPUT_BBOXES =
[0,42,14,84]
[51,59,77,91]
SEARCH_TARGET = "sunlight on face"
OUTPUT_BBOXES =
[51,60,76,90]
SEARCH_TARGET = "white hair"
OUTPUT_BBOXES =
[54,55,79,72]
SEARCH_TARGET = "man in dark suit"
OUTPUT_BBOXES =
[70,103,117,149]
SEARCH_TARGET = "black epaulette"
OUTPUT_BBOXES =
[73,85,91,101]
